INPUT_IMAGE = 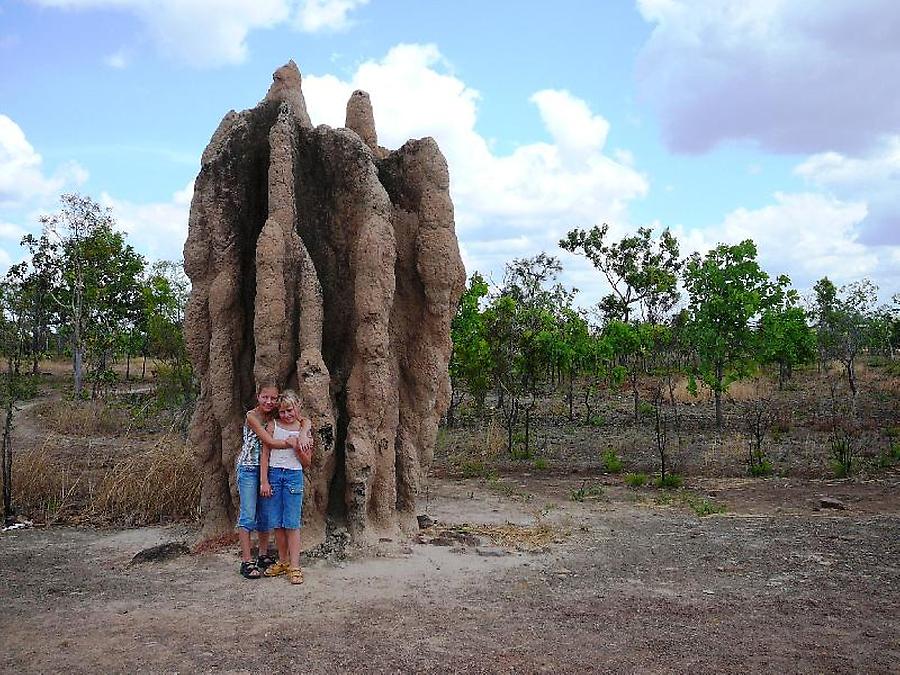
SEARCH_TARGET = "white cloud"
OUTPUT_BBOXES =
[293,0,368,32]
[104,49,129,69]
[28,0,369,67]
[303,44,648,294]
[0,115,88,206]
[794,135,900,246]
[0,222,27,241]
[680,191,900,294]
[100,180,193,262]
[636,0,900,154]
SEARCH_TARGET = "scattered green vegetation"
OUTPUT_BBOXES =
[570,481,605,502]
[486,475,532,501]
[532,457,549,471]
[749,457,774,477]
[653,489,726,517]
[600,448,623,473]
[456,458,496,480]
[655,473,683,489]
[624,472,648,487]
[830,436,854,478]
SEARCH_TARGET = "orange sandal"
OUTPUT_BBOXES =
[289,567,304,585]
[264,560,290,577]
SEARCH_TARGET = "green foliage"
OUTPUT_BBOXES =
[813,276,885,395]
[450,273,492,409]
[560,223,682,324]
[589,415,606,428]
[830,437,854,477]
[758,300,816,387]
[748,455,773,477]
[532,457,549,471]
[654,473,683,489]
[600,448,623,473]
[570,481,604,502]
[637,401,655,418]
[682,493,726,517]
[20,194,147,398]
[624,472,647,487]
[683,240,788,427]
[456,458,496,480]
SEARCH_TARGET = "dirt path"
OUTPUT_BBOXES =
[2,475,898,674]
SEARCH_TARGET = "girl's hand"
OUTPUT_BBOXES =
[260,482,272,497]
[298,447,313,471]
[286,436,302,450]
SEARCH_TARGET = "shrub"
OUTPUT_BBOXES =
[682,493,726,517]
[570,481,604,502]
[589,415,606,428]
[655,473,683,489]
[830,436,854,478]
[624,472,647,487]
[749,457,773,477]
[600,449,623,473]
[532,457,549,471]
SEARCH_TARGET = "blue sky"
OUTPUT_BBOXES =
[2,0,898,307]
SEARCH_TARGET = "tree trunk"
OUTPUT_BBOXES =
[2,382,14,524]
[714,361,724,429]
[632,373,640,423]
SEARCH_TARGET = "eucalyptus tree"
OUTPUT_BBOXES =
[35,194,146,397]
[560,223,682,324]
[757,287,816,388]
[683,240,786,428]
[449,272,491,424]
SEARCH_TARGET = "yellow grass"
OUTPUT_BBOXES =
[2,434,200,525]
[670,376,774,404]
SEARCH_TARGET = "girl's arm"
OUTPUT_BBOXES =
[260,422,273,497]
[295,417,314,471]
[247,411,300,449]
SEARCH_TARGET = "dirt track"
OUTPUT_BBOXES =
[2,474,898,674]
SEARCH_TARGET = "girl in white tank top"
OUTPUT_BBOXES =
[258,390,312,584]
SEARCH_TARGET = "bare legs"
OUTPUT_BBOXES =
[239,528,271,562]
[270,527,301,568]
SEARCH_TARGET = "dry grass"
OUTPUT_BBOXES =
[452,522,564,552]
[34,357,161,379]
[670,376,774,404]
[30,399,132,436]
[2,434,200,525]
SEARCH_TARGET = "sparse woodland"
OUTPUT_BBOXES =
[1,194,898,526]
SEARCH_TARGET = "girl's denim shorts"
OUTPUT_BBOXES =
[236,464,264,531]
[258,467,304,530]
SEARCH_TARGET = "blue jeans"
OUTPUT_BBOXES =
[259,467,304,530]
[236,465,265,531]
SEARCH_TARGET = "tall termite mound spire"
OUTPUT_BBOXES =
[184,61,466,548]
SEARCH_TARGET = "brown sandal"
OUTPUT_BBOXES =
[289,566,304,585]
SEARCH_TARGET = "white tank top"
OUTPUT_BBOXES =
[269,422,303,471]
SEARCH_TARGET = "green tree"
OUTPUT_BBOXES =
[38,194,146,398]
[0,272,31,522]
[560,224,682,323]
[812,276,880,395]
[142,260,193,407]
[758,289,816,388]
[683,240,785,428]
[449,272,491,423]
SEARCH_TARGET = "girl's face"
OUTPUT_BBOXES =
[278,404,297,424]
[258,387,279,413]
